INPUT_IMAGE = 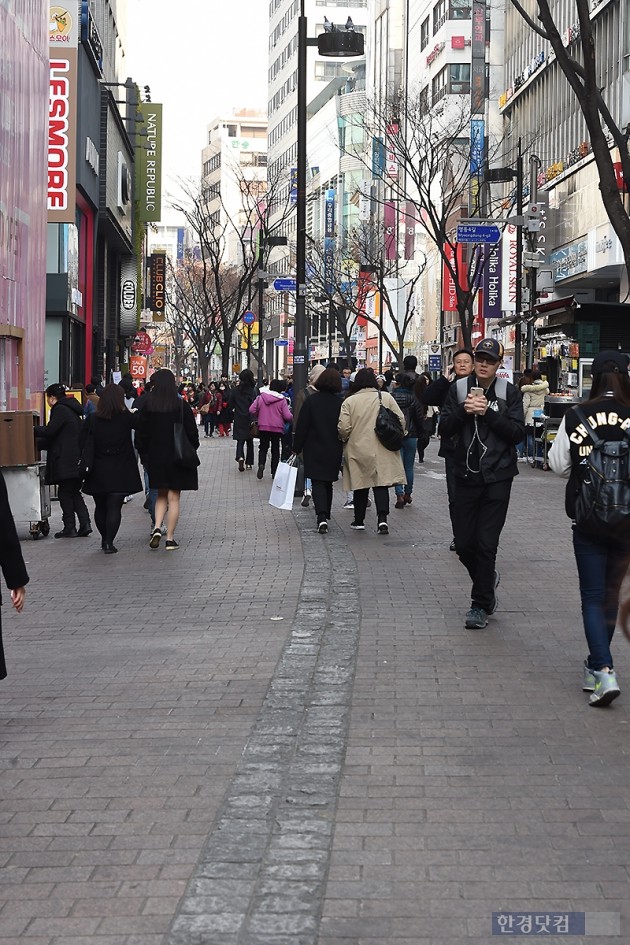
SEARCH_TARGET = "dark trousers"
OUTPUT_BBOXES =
[572,527,630,670]
[454,477,513,611]
[93,493,125,544]
[312,480,333,522]
[444,456,457,536]
[235,439,254,465]
[58,479,90,530]
[353,486,389,524]
[258,431,281,475]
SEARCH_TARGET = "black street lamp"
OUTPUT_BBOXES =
[294,5,364,394]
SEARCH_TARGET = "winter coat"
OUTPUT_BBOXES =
[79,412,143,497]
[249,389,293,434]
[84,392,99,417]
[34,396,84,484]
[293,391,343,482]
[0,468,30,679]
[439,374,525,484]
[390,385,426,438]
[229,384,257,440]
[337,388,406,490]
[521,379,549,425]
[133,400,199,491]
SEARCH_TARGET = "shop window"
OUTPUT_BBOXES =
[449,62,470,93]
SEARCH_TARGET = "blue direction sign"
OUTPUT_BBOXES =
[242,310,255,325]
[428,355,442,372]
[456,223,501,244]
[274,339,289,347]
[273,278,297,292]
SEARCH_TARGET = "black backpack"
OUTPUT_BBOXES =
[573,406,630,539]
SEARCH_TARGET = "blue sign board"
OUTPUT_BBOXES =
[273,278,296,292]
[457,223,501,244]
[428,355,442,372]
[274,339,289,347]
[242,310,255,325]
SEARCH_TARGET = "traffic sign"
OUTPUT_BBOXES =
[428,355,442,372]
[456,223,501,244]
[273,278,296,292]
[242,311,256,325]
[274,339,289,347]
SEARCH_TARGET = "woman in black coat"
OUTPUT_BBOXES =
[0,469,29,680]
[80,384,143,554]
[134,369,199,551]
[228,369,257,471]
[292,369,343,533]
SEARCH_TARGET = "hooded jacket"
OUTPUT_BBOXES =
[249,389,293,434]
[521,379,549,425]
[35,396,84,483]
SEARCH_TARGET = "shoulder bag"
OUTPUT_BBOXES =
[374,391,404,452]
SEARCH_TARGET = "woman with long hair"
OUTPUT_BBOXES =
[549,351,630,706]
[337,367,406,534]
[80,384,143,553]
[228,369,257,471]
[134,369,199,551]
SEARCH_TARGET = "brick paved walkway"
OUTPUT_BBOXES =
[1,434,628,944]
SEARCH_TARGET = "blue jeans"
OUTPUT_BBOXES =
[395,437,418,497]
[572,526,630,670]
[143,467,157,524]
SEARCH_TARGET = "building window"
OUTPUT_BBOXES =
[449,0,470,18]
[432,66,448,103]
[449,62,470,93]
[314,61,345,81]
[226,124,237,137]
[433,0,447,34]
[420,17,430,50]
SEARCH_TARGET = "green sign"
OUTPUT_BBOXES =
[136,103,162,222]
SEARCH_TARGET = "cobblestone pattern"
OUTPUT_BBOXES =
[166,503,361,945]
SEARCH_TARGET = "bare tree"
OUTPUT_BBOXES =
[509,0,630,286]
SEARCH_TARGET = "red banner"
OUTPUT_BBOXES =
[442,243,467,311]
[384,200,398,261]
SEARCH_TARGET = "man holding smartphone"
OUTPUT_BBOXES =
[439,338,525,629]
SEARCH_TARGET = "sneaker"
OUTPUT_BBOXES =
[350,521,365,530]
[449,539,456,552]
[257,466,264,480]
[465,606,488,629]
[149,527,161,549]
[238,458,245,472]
[165,539,179,551]
[582,661,597,692]
[123,495,133,504]
[377,521,389,535]
[301,491,311,507]
[394,498,405,510]
[245,464,253,470]
[317,521,328,534]
[488,595,499,616]
[343,499,354,510]
[589,669,620,707]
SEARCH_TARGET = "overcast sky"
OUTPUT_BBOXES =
[126,0,269,218]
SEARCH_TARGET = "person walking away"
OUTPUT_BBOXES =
[293,368,343,532]
[337,368,406,534]
[521,369,549,467]
[548,350,630,706]
[134,369,199,550]
[293,364,325,506]
[0,469,29,681]
[35,384,92,539]
[439,339,525,629]
[80,384,143,553]
[203,382,221,438]
[84,384,99,418]
[250,379,293,479]
[229,369,258,471]
[390,372,425,509]
[216,382,233,437]
[422,349,474,550]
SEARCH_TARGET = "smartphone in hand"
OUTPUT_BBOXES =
[469,387,484,397]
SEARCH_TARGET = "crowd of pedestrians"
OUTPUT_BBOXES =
[4,346,630,711]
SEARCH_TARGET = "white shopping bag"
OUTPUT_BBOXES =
[269,459,298,510]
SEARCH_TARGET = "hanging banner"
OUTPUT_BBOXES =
[482,241,502,318]
[324,188,335,291]
[385,123,399,179]
[119,256,137,336]
[442,243,466,311]
[469,118,485,217]
[136,103,163,222]
[384,200,398,261]
[48,2,79,222]
[403,202,418,260]
[372,137,385,177]
[149,252,166,319]
[471,0,486,115]
[501,224,518,312]
[129,355,148,380]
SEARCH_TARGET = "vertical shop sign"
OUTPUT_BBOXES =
[149,252,166,320]
[385,123,399,179]
[136,103,163,222]
[48,3,79,222]
[471,0,486,115]
[384,200,398,261]
[501,224,518,312]
[403,202,418,260]
[324,189,335,291]
[482,241,502,318]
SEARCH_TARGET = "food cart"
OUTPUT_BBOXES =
[0,411,51,538]
[531,395,581,469]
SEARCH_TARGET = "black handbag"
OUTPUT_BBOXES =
[173,402,200,468]
[374,391,404,452]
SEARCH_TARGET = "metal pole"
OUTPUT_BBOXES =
[257,236,264,386]
[514,140,524,373]
[294,3,308,395]
[328,301,334,363]
[378,263,384,373]
[526,155,540,370]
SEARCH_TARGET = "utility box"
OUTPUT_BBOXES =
[0,412,39,466]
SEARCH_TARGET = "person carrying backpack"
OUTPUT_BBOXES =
[439,338,525,630]
[548,350,630,707]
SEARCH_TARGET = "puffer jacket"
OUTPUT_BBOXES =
[249,389,293,433]
[390,385,425,438]
[521,379,549,425]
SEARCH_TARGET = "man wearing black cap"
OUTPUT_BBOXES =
[439,338,525,629]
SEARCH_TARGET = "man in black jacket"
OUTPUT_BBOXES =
[35,384,92,539]
[422,348,474,549]
[439,339,525,629]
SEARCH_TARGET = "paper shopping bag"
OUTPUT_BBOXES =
[269,460,298,510]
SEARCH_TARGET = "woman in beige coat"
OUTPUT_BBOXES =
[338,368,406,534]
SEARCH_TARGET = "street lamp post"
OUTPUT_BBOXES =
[294,5,364,394]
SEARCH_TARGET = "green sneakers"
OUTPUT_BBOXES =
[589,669,620,707]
